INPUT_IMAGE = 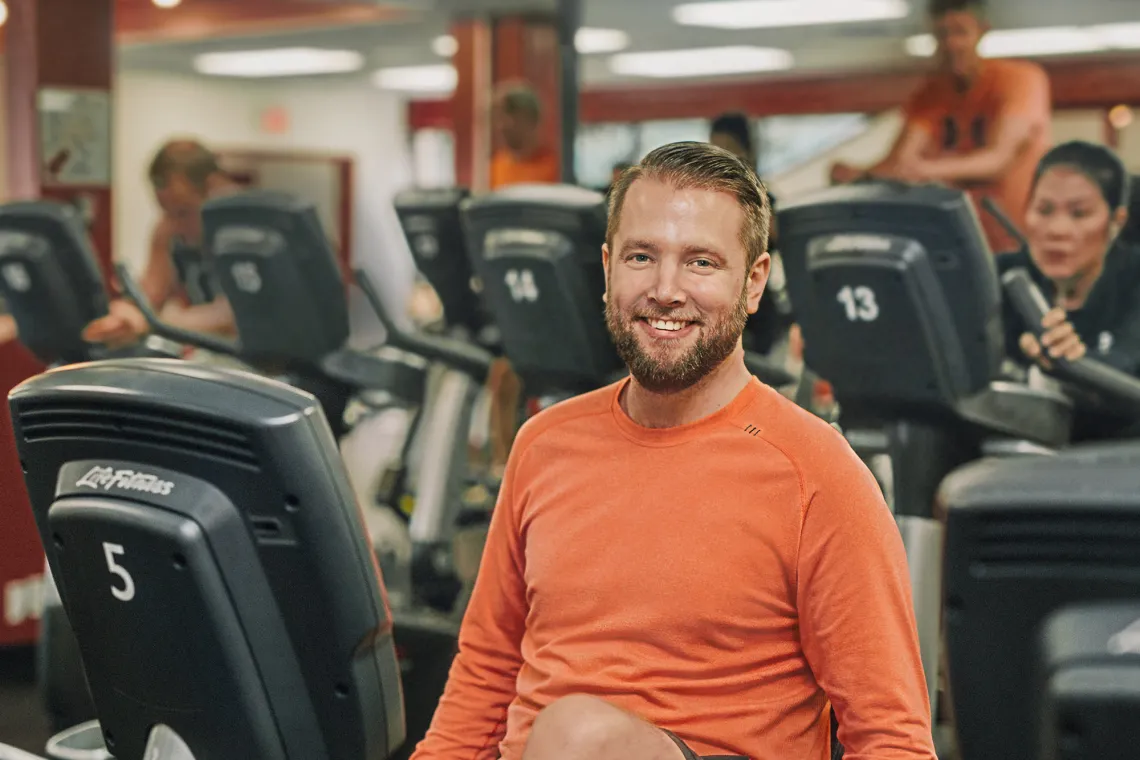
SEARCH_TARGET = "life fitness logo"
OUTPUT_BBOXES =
[76,466,175,496]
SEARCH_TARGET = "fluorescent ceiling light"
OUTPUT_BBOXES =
[432,34,459,57]
[673,0,909,30]
[430,27,628,57]
[373,64,458,93]
[194,48,364,78]
[575,27,630,54]
[609,46,793,78]
[907,23,1140,58]
[0,1,8,27]
[1091,22,1140,50]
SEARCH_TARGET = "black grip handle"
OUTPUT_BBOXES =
[115,263,240,357]
[1001,266,1140,414]
[1000,267,1051,339]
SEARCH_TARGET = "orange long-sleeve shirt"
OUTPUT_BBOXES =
[411,377,936,760]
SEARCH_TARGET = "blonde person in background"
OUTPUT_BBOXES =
[83,139,238,350]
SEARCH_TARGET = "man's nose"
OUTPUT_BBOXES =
[647,263,686,306]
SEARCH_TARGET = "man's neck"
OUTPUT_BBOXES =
[622,349,753,429]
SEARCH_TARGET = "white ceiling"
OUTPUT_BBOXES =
[117,0,1140,89]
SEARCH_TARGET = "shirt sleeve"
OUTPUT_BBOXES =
[409,452,530,760]
[796,444,938,760]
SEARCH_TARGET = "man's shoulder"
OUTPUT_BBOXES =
[512,380,620,450]
[743,387,861,480]
[988,58,1049,89]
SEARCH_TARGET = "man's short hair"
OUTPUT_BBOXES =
[148,139,220,193]
[495,82,542,122]
[607,142,771,269]
[929,0,986,19]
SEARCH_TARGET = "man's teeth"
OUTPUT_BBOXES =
[649,319,688,331]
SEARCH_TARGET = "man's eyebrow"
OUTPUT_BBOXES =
[619,239,660,254]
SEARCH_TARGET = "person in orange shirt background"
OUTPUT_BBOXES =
[831,0,1052,253]
[483,82,561,475]
[489,82,562,190]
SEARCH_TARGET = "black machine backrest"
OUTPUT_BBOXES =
[778,182,1005,417]
[0,200,108,365]
[202,191,349,364]
[941,442,1140,760]
[394,187,488,334]
[461,183,621,394]
[9,359,405,760]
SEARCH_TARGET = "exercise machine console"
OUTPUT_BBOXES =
[942,441,1140,760]
[0,201,110,366]
[8,358,406,760]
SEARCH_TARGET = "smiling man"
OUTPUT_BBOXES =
[410,142,936,760]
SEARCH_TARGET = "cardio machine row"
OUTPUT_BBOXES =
[4,176,1140,760]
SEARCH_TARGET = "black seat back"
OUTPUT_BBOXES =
[461,184,621,395]
[394,187,489,335]
[0,201,108,365]
[778,182,1005,419]
[202,191,349,365]
[10,359,405,760]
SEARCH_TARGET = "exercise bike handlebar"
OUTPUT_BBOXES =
[115,263,241,357]
[1001,267,1140,415]
[353,268,494,380]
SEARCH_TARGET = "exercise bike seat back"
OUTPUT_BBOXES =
[9,358,406,760]
[461,183,622,396]
[780,182,1005,417]
[0,200,109,366]
[201,191,350,365]
[394,187,491,339]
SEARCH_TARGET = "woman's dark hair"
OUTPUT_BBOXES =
[1033,140,1132,211]
[710,112,755,164]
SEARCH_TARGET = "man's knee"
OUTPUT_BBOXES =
[526,694,654,758]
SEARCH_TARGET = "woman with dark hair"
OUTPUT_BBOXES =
[997,140,1139,438]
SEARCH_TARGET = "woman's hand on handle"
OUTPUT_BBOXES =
[1019,307,1086,369]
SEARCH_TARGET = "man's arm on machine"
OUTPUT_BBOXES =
[410,448,529,760]
[797,444,937,759]
[916,67,1050,185]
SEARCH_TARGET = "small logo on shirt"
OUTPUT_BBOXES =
[743,424,762,438]
[1098,331,1114,355]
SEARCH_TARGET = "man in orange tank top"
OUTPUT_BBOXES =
[831,0,1052,253]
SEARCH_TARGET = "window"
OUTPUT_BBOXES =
[756,113,870,176]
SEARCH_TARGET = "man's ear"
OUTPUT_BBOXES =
[602,243,611,303]
[746,251,771,315]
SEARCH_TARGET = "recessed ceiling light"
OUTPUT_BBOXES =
[372,64,458,94]
[673,0,909,30]
[153,0,182,8]
[194,48,365,78]
[432,34,459,57]
[609,46,793,78]
[0,1,9,27]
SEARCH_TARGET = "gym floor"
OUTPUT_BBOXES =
[0,646,52,755]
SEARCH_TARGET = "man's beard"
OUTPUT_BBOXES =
[606,285,749,394]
